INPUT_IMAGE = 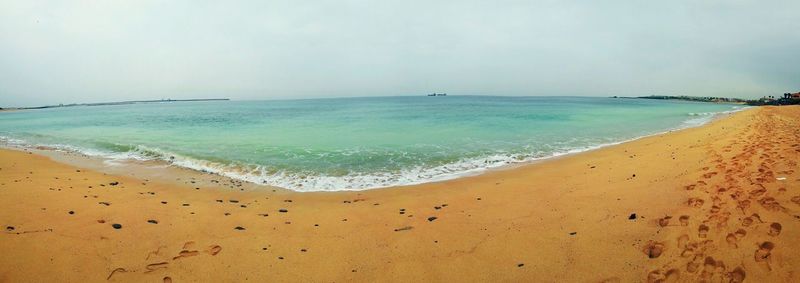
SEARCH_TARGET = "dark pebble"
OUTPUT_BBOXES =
[235,226,246,230]
[517,263,524,267]
[569,232,577,235]
[68,211,75,215]
[427,217,437,222]
[112,223,122,229]
[109,181,119,186]
[147,220,158,224]
[629,213,637,220]
[278,209,288,213]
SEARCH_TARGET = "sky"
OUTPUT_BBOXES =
[1,1,799,107]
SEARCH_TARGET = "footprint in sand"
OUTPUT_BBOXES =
[725,233,738,248]
[687,198,705,208]
[701,257,727,280]
[173,242,221,260]
[642,241,665,259]
[737,200,751,211]
[734,228,747,239]
[678,215,689,226]
[758,197,786,212]
[686,259,701,274]
[727,267,746,283]
[768,223,782,236]
[790,196,800,205]
[646,268,679,283]
[658,216,671,227]
[145,262,169,273]
[207,245,222,256]
[754,242,775,264]
[701,172,718,179]
[173,250,199,260]
[698,224,709,238]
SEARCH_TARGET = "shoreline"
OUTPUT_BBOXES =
[1,106,798,282]
[0,106,747,193]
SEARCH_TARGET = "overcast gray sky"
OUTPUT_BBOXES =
[1,1,798,107]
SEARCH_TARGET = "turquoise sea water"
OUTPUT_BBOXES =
[0,96,740,191]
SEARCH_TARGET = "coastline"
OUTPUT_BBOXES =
[0,105,746,192]
[1,106,799,282]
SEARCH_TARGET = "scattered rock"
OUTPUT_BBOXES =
[109,181,119,186]
[112,223,122,229]
[427,217,438,222]
[147,220,158,224]
[68,211,75,215]
[234,226,246,230]
[279,209,288,213]
[628,213,637,220]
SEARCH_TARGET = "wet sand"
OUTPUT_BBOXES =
[1,106,799,282]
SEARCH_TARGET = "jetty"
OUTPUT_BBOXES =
[3,98,231,111]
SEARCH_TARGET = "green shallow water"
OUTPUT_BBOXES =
[0,96,740,191]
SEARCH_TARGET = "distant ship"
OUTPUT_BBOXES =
[427,93,447,97]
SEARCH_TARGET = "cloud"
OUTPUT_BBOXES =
[1,0,799,106]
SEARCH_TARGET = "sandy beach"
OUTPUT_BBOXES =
[1,106,798,282]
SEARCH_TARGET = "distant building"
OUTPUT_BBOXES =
[792,92,800,99]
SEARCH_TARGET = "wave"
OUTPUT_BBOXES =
[0,106,748,192]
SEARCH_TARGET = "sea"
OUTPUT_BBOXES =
[0,96,742,191]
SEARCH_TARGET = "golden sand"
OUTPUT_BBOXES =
[1,106,798,282]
